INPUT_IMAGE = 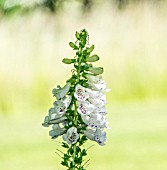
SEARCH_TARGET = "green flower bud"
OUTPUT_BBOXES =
[69,42,78,50]
[86,55,99,62]
[89,67,104,75]
[86,45,94,53]
[62,58,75,64]
[75,31,80,40]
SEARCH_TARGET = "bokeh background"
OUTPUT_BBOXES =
[0,0,167,170]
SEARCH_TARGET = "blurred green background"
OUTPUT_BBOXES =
[0,1,167,170]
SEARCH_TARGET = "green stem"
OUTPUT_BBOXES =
[72,48,83,170]
[72,145,77,170]
[77,55,82,83]
[74,100,78,125]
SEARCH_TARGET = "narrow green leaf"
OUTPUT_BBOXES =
[68,148,74,155]
[81,149,87,156]
[61,160,69,167]
[62,142,69,148]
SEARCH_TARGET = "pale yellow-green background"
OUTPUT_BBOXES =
[0,1,167,170]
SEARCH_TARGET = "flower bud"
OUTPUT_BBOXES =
[49,125,65,139]
[63,127,80,144]
[89,67,103,75]
[86,45,95,53]
[86,55,99,62]
[62,58,75,64]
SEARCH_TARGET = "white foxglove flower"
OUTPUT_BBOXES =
[77,101,95,115]
[49,116,67,124]
[49,124,65,139]
[83,129,96,141]
[94,129,107,146]
[96,107,107,115]
[86,88,102,98]
[88,82,106,91]
[81,114,90,125]
[83,128,107,146]
[88,114,107,129]
[74,84,89,101]
[52,96,72,116]
[53,101,66,115]
[52,83,71,100]
[42,115,67,127]
[63,95,72,108]
[63,127,80,144]
[88,95,106,108]
[46,96,71,125]
[86,75,106,91]
[86,75,103,84]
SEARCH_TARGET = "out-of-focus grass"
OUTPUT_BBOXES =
[0,100,167,170]
[0,2,167,114]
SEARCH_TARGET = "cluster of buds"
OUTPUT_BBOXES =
[42,29,110,170]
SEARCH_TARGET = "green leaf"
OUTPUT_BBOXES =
[86,45,94,53]
[81,149,87,156]
[62,142,69,148]
[68,147,74,155]
[61,160,69,167]
[86,55,99,62]
[79,135,88,146]
[69,42,78,50]
[89,67,103,75]
[62,58,75,64]
[76,146,81,153]
[64,154,70,159]
[75,157,82,164]
[75,31,80,40]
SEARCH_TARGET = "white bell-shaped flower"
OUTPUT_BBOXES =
[74,84,89,101]
[88,114,107,129]
[96,106,107,115]
[49,124,65,139]
[88,82,106,91]
[86,75,106,91]
[81,114,90,125]
[77,101,95,115]
[94,129,107,146]
[86,75,103,84]
[83,129,96,141]
[83,128,107,146]
[88,95,106,108]
[63,127,80,144]
[50,95,72,120]
[63,95,72,108]
[86,88,102,98]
